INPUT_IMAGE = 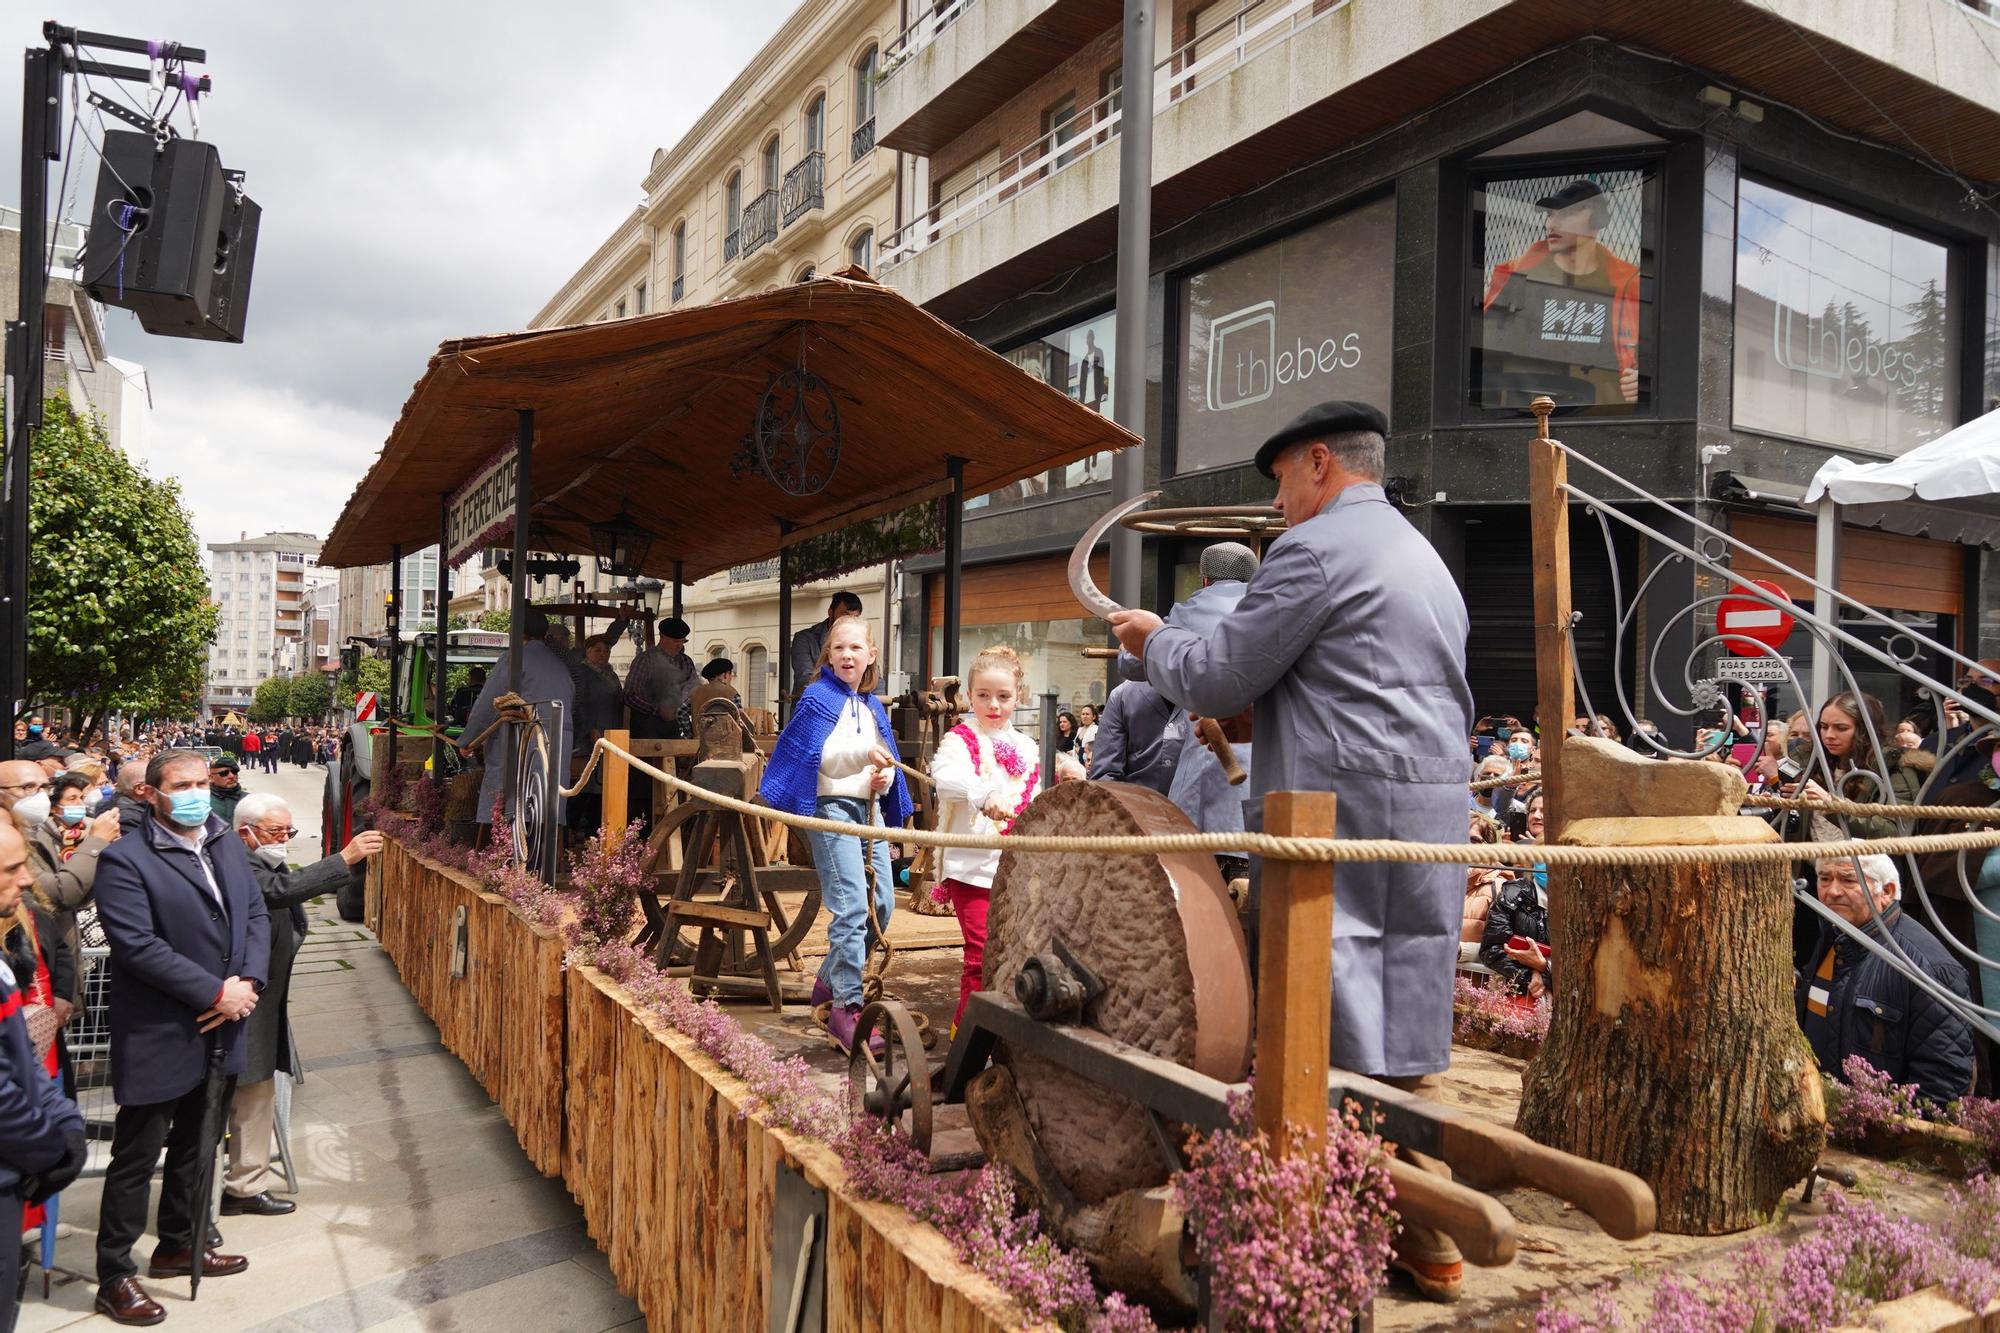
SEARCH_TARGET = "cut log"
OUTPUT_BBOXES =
[1515,795,1826,1234]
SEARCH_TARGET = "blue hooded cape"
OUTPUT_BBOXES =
[758,666,912,826]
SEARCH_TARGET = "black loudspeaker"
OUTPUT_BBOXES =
[83,129,259,343]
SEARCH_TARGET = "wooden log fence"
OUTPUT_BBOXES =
[374,836,1027,1330]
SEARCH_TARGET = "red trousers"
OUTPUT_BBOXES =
[943,878,989,1028]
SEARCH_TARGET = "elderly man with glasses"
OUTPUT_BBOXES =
[221,794,383,1216]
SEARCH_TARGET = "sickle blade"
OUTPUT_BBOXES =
[1067,490,1161,621]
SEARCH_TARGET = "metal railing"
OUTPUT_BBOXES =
[880,0,975,76]
[879,0,1342,273]
[852,116,876,162]
[724,226,741,263]
[740,190,780,257]
[782,152,826,227]
[671,274,685,303]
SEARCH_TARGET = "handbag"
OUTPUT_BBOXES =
[21,1001,58,1065]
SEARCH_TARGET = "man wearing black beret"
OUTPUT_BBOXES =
[1110,399,1474,1301]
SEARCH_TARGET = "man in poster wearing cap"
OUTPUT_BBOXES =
[1109,399,1475,1301]
[1481,178,1641,409]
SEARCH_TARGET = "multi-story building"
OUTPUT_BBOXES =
[298,569,341,683]
[205,532,324,714]
[530,0,905,699]
[335,545,446,646]
[865,0,2000,725]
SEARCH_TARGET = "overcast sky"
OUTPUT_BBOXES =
[3,1,796,556]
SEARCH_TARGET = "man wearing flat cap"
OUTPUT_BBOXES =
[1480,178,1641,410]
[1110,400,1473,1300]
[624,616,697,741]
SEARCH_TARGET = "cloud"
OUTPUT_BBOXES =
[4,0,797,552]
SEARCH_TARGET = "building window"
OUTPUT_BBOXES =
[1098,69,1122,146]
[672,221,687,299]
[853,47,878,162]
[1469,163,1659,419]
[804,94,825,156]
[795,264,816,283]
[762,136,781,193]
[615,298,627,319]
[634,280,647,314]
[725,174,742,261]
[849,228,873,272]
[1042,95,1079,172]
[967,309,1117,513]
[1178,194,1396,474]
[744,644,769,712]
[1733,177,1957,456]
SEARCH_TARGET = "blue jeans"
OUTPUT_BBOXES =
[806,796,894,1008]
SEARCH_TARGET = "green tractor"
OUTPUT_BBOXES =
[323,627,511,919]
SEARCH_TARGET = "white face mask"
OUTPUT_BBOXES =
[251,844,288,869]
[11,793,50,827]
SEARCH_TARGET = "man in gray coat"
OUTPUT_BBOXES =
[1087,679,1184,796]
[462,608,577,829]
[1110,401,1473,1300]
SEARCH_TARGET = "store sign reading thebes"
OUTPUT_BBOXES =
[1204,300,1366,413]
[446,448,519,563]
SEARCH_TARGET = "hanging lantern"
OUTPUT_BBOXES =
[589,506,655,579]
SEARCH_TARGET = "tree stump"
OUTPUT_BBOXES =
[1516,740,1826,1234]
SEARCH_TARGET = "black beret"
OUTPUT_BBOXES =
[1252,400,1388,479]
[657,616,690,639]
[702,657,735,680]
[1534,178,1604,212]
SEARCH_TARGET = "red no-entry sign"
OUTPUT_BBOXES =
[1718,580,1795,656]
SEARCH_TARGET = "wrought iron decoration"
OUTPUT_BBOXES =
[754,366,842,496]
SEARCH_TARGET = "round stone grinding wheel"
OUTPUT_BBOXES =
[982,780,1252,1205]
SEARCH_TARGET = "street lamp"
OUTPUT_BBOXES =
[589,506,656,579]
[615,577,665,647]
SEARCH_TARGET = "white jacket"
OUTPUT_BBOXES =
[928,722,1039,891]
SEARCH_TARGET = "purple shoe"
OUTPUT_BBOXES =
[824,1003,886,1056]
[809,975,833,1009]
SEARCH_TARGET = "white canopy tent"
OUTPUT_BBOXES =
[1801,407,2000,702]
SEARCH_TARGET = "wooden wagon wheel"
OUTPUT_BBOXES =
[646,802,822,973]
[848,1000,933,1154]
[510,719,553,873]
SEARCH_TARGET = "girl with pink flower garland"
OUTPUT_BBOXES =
[928,645,1085,1030]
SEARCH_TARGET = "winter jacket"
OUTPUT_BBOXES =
[26,818,108,1005]
[1479,874,1550,995]
[0,941,82,1194]
[1795,904,1975,1105]
[758,667,910,827]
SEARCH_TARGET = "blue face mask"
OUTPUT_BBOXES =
[167,789,212,828]
[1507,742,1531,762]
[58,806,86,827]
[26,725,42,736]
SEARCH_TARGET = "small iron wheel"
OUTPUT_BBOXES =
[847,1000,933,1155]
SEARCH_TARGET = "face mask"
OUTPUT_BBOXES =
[99,784,115,802]
[251,843,288,869]
[167,789,212,828]
[58,805,86,827]
[1507,743,1531,762]
[27,725,42,736]
[1786,738,1812,764]
[12,793,50,826]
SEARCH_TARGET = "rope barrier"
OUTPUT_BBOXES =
[555,737,2000,869]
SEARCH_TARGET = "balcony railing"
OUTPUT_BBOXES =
[739,190,779,257]
[880,0,1340,273]
[724,226,741,263]
[671,274,685,303]
[852,117,876,162]
[880,0,975,78]
[782,152,826,227]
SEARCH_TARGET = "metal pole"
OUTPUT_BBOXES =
[1809,497,1841,709]
[3,42,60,757]
[1039,689,1058,787]
[505,410,532,811]
[434,495,451,777]
[777,537,793,724]
[942,457,965,677]
[1109,0,1154,614]
[672,560,684,620]
[387,545,401,771]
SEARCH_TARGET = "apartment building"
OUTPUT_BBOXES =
[869,0,2000,724]
[530,0,906,701]
[205,532,324,713]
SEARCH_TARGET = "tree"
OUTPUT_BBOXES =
[476,609,511,633]
[287,671,332,721]
[23,396,218,734]
[248,675,291,725]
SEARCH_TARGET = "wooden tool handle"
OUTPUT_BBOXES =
[1195,717,1247,786]
[1079,647,1120,659]
[1384,1157,1517,1268]
[1444,1123,1655,1241]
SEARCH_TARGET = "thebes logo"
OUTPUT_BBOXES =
[1203,300,1365,413]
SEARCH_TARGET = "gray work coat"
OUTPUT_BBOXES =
[1087,680,1185,796]
[465,640,577,826]
[1143,483,1473,1078]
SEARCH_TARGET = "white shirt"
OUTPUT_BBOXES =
[817,695,889,800]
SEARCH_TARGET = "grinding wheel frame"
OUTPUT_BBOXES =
[980,781,1252,1205]
[848,1000,933,1154]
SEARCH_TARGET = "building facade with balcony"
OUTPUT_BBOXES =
[205,532,324,714]
[870,0,2000,727]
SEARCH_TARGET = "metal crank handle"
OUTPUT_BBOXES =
[1382,1157,1517,1267]
[1194,717,1246,786]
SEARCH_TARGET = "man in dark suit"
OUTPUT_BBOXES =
[91,749,270,1325]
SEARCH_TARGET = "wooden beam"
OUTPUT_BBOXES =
[1527,396,1573,842]
[1254,789,1335,1155]
[601,728,630,841]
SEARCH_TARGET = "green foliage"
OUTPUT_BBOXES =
[248,674,291,724]
[789,499,943,586]
[24,397,218,729]
[475,609,511,632]
[354,655,389,698]
[287,671,332,720]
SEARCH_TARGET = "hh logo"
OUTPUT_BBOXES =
[1205,302,1277,413]
[1540,299,1607,342]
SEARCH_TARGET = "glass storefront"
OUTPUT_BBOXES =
[927,617,1105,726]
[1469,164,1658,417]
[1733,178,1958,455]
[967,309,1117,512]
[1176,195,1395,473]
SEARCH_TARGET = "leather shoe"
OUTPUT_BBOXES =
[147,1244,250,1278]
[221,1190,296,1216]
[94,1277,166,1326]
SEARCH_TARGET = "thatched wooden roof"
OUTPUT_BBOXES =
[319,272,1137,577]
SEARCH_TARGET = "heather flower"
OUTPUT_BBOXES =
[1826,1054,1927,1142]
[411,773,448,838]
[561,820,647,950]
[1949,1096,2000,1169]
[1453,973,1549,1047]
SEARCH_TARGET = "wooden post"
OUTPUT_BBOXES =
[1526,397,1572,843]
[602,728,630,844]
[1254,790,1335,1155]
